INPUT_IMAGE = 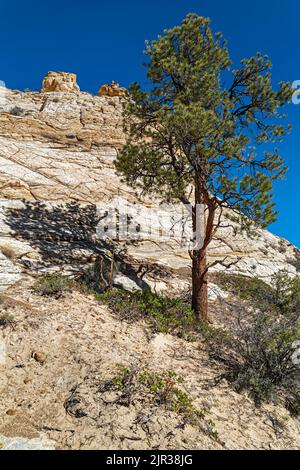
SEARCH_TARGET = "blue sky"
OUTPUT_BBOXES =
[0,0,299,246]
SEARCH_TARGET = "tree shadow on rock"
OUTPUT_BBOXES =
[5,200,150,290]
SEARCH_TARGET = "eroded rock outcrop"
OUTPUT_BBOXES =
[42,71,80,93]
[98,81,125,97]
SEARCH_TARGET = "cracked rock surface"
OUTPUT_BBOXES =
[0,85,299,291]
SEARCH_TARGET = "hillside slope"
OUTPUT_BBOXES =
[1,282,300,450]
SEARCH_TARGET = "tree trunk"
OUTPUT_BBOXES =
[192,248,208,321]
[191,174,211,322]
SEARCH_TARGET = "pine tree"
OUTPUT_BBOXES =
[115,14,292,321]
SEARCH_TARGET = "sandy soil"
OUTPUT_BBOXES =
[0,283,300,450]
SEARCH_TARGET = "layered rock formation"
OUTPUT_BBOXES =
[0,74,298,292]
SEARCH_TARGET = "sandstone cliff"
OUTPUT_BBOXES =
[0,72,298,293]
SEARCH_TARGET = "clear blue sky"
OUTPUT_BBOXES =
[0,0,299,246]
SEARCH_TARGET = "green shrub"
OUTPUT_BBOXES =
[95,288,227,344]
[33,273,75,297]
[203,271,300,411]
[96,288,196,336]
[286,390,300,416]
[271,270,300,313]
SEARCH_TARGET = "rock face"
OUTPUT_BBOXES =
[0,73,299,291]
[41,71,80,93]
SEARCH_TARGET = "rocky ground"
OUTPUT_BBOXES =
[1,280,300,450]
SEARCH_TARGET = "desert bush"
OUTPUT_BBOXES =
[211,309,300,410]
[216,270,300,315]
[212,271,300,410]
[290,277,300,312]
[286,391,300,416]
[33,273,75,297]
[287,257,300,272]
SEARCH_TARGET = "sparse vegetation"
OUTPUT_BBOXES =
[287,249,300,272]
[0,312,15,328]
[212,309,300,409]
[272,270,300,313]
[99,365,218,438]
[211,270,300,412]
[33,273,76,297]
[95,288,227,343]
